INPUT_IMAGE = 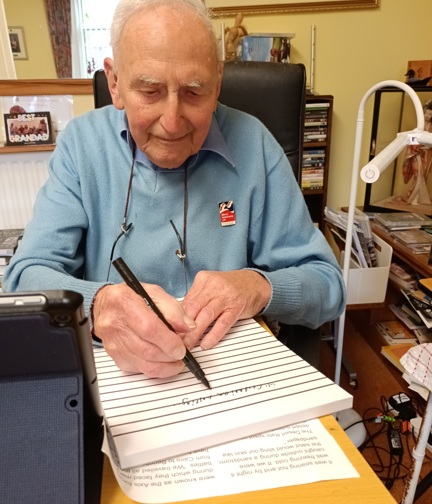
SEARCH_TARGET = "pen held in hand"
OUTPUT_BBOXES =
[112,257,211,389]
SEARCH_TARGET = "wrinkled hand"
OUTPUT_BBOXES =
[182,270,271,350]
[92,283,197,377]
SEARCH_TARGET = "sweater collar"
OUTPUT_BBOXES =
[118,107,234,171]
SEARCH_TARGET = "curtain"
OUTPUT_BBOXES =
[44,0,72,78]
[71,0,87,78]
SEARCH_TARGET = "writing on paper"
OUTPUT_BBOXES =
[103,419,359,503]
[181,382,276,406]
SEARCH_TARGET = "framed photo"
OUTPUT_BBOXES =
[8,27,28,60]
[4,111,54,147]
[207,0,379,16]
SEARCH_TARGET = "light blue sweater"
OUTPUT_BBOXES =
[3,103,345,328]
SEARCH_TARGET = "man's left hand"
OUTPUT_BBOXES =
[181,269,271,350]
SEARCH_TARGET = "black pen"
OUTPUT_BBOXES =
[112,257,211,389]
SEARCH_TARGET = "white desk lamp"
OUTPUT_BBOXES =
[335,80,432,386]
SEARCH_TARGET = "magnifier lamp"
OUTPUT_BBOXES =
[335,80,432,387]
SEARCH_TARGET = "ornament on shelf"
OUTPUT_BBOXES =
[224,13,247,61]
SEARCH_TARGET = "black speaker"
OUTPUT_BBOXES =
[0,290,103,504]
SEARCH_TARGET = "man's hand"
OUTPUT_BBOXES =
[181,270,271,350]
[92,283,197,377]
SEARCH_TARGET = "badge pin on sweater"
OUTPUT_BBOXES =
[219,200,236,226]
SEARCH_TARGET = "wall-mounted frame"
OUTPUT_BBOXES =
[8,27,28,60]
[208,0,379,16]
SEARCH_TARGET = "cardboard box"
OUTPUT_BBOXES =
[241,33,295,63]
[341,234,393,305]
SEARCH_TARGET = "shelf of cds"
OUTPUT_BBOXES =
[301,95,334,230]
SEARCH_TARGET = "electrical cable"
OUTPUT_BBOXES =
[356,393,432,496]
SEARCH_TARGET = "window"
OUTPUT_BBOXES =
[72,0,118,78]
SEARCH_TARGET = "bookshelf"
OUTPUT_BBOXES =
[345,221,432,386]
[301,94,334,230]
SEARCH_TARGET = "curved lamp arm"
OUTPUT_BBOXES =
[335,80,428,385]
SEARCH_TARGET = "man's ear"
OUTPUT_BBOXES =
[103,58,124,110]
[214,62,224,110]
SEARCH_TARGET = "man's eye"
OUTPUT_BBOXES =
[186,89,203,97]
[143,89,158,96]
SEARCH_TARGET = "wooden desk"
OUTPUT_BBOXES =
[100,415,396,504]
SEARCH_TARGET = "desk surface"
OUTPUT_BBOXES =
[100,414,396,504]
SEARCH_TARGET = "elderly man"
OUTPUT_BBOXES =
[3,0,345,378]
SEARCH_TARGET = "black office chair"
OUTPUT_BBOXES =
[93,62,321,368]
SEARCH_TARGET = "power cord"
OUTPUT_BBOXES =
[355,398,414,490]
[355,394,432,498]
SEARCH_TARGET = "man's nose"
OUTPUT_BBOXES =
[160,95,184,133]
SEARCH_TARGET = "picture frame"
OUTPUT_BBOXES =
[207,0,379,16]
[8,27,28,60]
[4,111,54,147]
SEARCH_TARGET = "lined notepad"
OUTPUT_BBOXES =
[94,318,352,469]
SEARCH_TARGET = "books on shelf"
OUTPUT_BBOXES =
[304,134,327,143]
[413,327,432,344]
[381,342,417,373]
[304,119,327,127]
[401,288,432,329]
[390,228,432,247]
[388,303,424,330]
[301,167,324,190]
[375,319,418,345]
[303,149,325,161]
[301,182,324,190]
[301,146,325,189]
[305,102,330,109]
[418,277,432,297]
[0,228,24,256]
[304,105,329,144]
[408,244,432,255]
[409,288,432,305]
[388,261,418,290]
[301,148,326,188]
[375,212,432,231]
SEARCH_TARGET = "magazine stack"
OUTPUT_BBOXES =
[375,212,432,254]
[324,207,392,304]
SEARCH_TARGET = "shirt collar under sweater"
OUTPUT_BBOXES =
[119,104,235,171]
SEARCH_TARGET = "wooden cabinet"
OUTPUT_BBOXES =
[301,94,333,230]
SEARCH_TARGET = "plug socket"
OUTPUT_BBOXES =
[387,426,403,456]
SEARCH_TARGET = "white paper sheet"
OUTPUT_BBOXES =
[103,418,359,503]
[94,318,352,469]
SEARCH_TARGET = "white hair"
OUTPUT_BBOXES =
[110,0,220,63]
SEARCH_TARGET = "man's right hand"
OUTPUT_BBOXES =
[92,283,197,377]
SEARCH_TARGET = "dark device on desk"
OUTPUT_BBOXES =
[0,290,103,504]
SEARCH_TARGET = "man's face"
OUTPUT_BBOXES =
[105,6,222,169]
